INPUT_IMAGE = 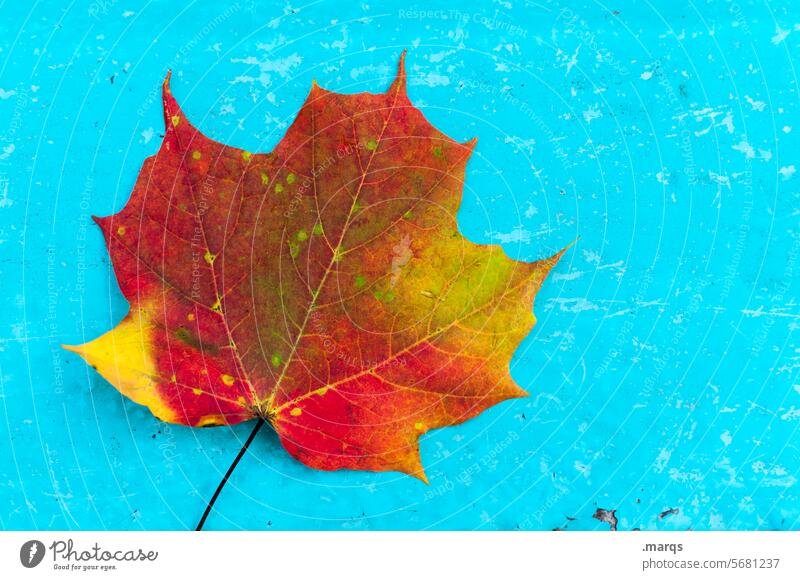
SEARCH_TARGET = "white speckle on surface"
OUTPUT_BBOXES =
[140,127,154,144]
[596,260,625,277]
[564,44,580,77]
[732,140,756,158]
[720,430,732,446]
[583,249,601,264]
[428,50,454,63]
[752,460,798,487]
[552,270,584,282]
[783,125,792,133]
[504,136,536,155]
[413,72,450,87]
[656,169,670,184]
[582,105,602,124]
[694,125,712,137]
[655,448,672,473]
[738,496,755,513]
[349,63,391,81]
[779,165,796,180]
[574,460,592,478]
[0,144,14,160]
[231,49,303,89]
[781,406,800,421]
[491,227,531,244]
[548,297,599,313]
[709,512,725,529]
[772,27,790,44]
[720,111,735,133]
[0,178,10,208]
[640,71,653,80]
[320,26,349,52]
[691,107,722,121]
[668,467,703,483]
[745,95,766,111]
[0,88,16,99]
[709,172,731,188]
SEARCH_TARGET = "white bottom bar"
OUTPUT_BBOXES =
[1,532,797,579]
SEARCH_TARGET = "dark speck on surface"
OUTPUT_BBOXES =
[659,508,679,519]
[593,508,618,531]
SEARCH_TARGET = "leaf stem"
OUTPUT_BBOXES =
[195,418,265,531]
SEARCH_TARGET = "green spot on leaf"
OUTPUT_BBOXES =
[175,327,203,350]
[261,172,270,186]
[275,183,284,194]
[312,223,324,235]
[192,150,202,160]
[403,210,413,219]
[297,229,308,242]
[432,145,443,158]
[242,151,252,162]
[288,241,300,258]
[366,139,378,151]
[286,173,296,184]
[271,354,282,367]
[354,274,366,288]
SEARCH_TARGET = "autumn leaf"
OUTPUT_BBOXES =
[64,51,566,483]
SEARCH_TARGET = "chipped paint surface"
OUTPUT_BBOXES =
[1,0,799,530]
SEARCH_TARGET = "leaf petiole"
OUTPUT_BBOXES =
[195,418,265,531]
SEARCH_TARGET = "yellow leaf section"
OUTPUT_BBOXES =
[197,414,226,427]
[62,304,177,423]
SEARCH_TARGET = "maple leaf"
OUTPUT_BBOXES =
[64,52,566,484]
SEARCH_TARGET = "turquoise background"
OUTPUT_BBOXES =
[2,0,800,530]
